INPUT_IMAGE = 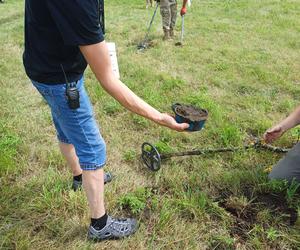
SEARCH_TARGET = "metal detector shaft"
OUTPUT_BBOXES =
[161,146,250,159]
[160,143,289,159]
[143,2,159,42]
[175,15,185,46]
[180,15,185,43]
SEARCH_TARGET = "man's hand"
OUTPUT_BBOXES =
[180,7,187,16]
[158,113,189,131]
[263,124,285,144]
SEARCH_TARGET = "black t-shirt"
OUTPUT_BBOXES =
[23,0,104,84]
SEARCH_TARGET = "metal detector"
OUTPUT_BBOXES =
[137,1,159,51]
[175,15,185,46]
[141,138,290,171]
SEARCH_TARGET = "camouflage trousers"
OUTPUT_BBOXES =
[160,0,177,30]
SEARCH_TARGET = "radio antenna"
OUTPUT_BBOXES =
[60,64,69,84]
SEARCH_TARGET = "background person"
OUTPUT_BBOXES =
[160,0,188,40]
[23,0,189,241]
[264,105,300,183]
[146,0,153,8]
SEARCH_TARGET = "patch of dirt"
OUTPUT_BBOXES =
[130,38,156,49]
[217,192,298,243]
[174,104,208,122]
[144,40,156,48]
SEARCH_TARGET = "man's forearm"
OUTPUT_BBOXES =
[278,105,300,132]
[182,0,188,8]
[79,42,163,124]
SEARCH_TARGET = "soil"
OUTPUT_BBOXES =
[174,104,208,122]
[217,191,298,243]
[135,39,156,50]
[175,41,183,46]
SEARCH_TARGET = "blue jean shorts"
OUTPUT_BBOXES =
[31,76,106,171]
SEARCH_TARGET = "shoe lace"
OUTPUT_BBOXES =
[110,218,130,233]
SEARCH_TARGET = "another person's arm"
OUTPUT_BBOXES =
[263,105,300,143]
[80,42,189,132]
[180,0,188,16]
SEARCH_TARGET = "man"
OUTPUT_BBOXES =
[160,0,188,40]
[23,0,189,241]
[264,105,300,183]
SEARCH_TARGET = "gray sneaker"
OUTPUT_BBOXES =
[88,215,138,241]
[72,172,113,191]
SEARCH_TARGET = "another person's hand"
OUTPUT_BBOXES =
[180,7,187,16]
[159,113,189,131]
[263,124,285,143]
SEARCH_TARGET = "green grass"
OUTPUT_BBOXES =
[1,0,300,249]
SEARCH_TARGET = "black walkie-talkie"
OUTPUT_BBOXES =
[60,64,80,109]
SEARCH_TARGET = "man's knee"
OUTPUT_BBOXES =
[268,170,284,181]
[268,167,300,183]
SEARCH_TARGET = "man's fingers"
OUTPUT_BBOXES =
[173,122,189,131]
[180,123,189,130]
[264,127,283,143]
[266,126,282,134]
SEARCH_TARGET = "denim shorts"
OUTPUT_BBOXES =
[31,76,106,171]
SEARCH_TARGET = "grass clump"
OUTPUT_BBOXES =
[0,121,21,176]
[118,187,152,215]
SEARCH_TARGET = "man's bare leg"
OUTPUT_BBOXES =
[83,169,105,218]
[59,142,82,176]
[84,169,138,240]
[59,142,105,216]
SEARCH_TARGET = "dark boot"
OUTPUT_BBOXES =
[169,28,174,39]
[163,28,171,40]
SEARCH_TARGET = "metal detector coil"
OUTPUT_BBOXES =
[141,142,161,171]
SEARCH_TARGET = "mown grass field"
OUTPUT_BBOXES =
[1,0,300,249]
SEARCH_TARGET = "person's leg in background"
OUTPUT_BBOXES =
[160,0,171,40]
[169,1,178,38]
